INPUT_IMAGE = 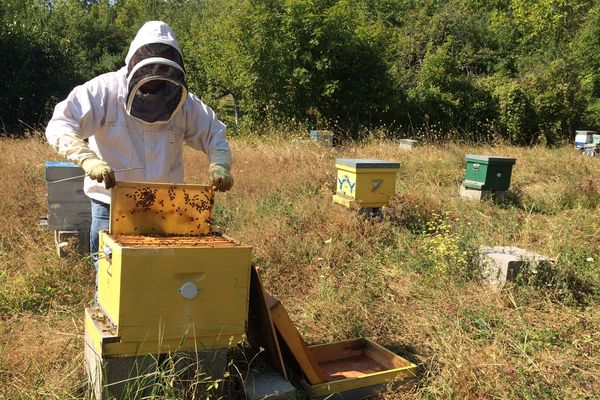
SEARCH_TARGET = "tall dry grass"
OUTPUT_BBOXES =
[1,133,599,399]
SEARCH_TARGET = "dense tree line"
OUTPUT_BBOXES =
[1,0,599,144]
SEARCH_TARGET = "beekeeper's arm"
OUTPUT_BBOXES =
[184,95,233,192]
[45,79,115,188]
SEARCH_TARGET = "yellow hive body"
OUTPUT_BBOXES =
[86,182,252,358]
[332,159,400,208]
[91,232,252,356]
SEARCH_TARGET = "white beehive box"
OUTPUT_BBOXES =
[575,130,599,149]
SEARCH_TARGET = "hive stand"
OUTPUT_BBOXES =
[85,320,227,400]
[459,184,508,202]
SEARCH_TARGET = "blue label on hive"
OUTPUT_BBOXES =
[338,175,356,193]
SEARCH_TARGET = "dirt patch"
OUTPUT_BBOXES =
[111,233,239,248]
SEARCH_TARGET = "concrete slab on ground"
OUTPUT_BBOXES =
[478,246,555,290]
[459,184,507,201]
[245,368,297,400]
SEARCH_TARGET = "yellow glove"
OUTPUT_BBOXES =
[209,164,233,192]
[81,157,116,189]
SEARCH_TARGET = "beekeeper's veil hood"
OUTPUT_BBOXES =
[125,21,187,123]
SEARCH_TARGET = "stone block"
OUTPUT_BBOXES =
[245,368,297,400]
[85,332,158,400]
[459,184,507,202]
[54,230,89,257]
[172,349,228,385]
[399,139,419,150]
[478,246,555,290]
[358,207,383,221]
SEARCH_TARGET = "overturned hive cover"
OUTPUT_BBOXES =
[110,181,213,235]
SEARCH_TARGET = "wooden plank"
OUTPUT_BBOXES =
[110,181,213,235]
[309,338,366,363]
[364,340,411,369]
[267,293,327,384]
[307,365,417,397]
[247,266,288,380]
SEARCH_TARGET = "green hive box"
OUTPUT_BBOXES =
[463,155,516,191]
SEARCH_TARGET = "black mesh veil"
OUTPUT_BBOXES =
[127,43,184,73]
[125,43,187,123]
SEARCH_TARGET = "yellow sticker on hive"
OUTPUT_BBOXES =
[109,181,213,236]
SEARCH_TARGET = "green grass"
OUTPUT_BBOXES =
[1,134,599,399]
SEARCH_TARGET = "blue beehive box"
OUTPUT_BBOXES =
[45,161,91,231]
[309,130,334,146]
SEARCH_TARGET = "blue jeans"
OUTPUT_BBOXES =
[90,199,111,261]
[90,199,110,303]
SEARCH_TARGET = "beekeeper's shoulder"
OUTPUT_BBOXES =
[183,91,217,119]
[79,67,127,100]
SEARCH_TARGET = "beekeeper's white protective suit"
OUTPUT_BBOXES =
[45,21,232,205]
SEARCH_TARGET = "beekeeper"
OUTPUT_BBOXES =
[45,21,233,258]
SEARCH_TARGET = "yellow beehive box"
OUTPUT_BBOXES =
[332,158,400,208]
[95,232,252,355]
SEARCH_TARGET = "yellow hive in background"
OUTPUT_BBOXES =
[332,158,400,209]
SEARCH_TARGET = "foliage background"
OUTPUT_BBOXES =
[1,0,600,143]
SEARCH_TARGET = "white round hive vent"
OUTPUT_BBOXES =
[179,281,199,300]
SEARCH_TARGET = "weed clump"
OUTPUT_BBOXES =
[514,251,600,306]
[385,194,441,234]
[420,212,474,281]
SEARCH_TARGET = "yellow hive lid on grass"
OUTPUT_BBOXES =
[110,181,213,236]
